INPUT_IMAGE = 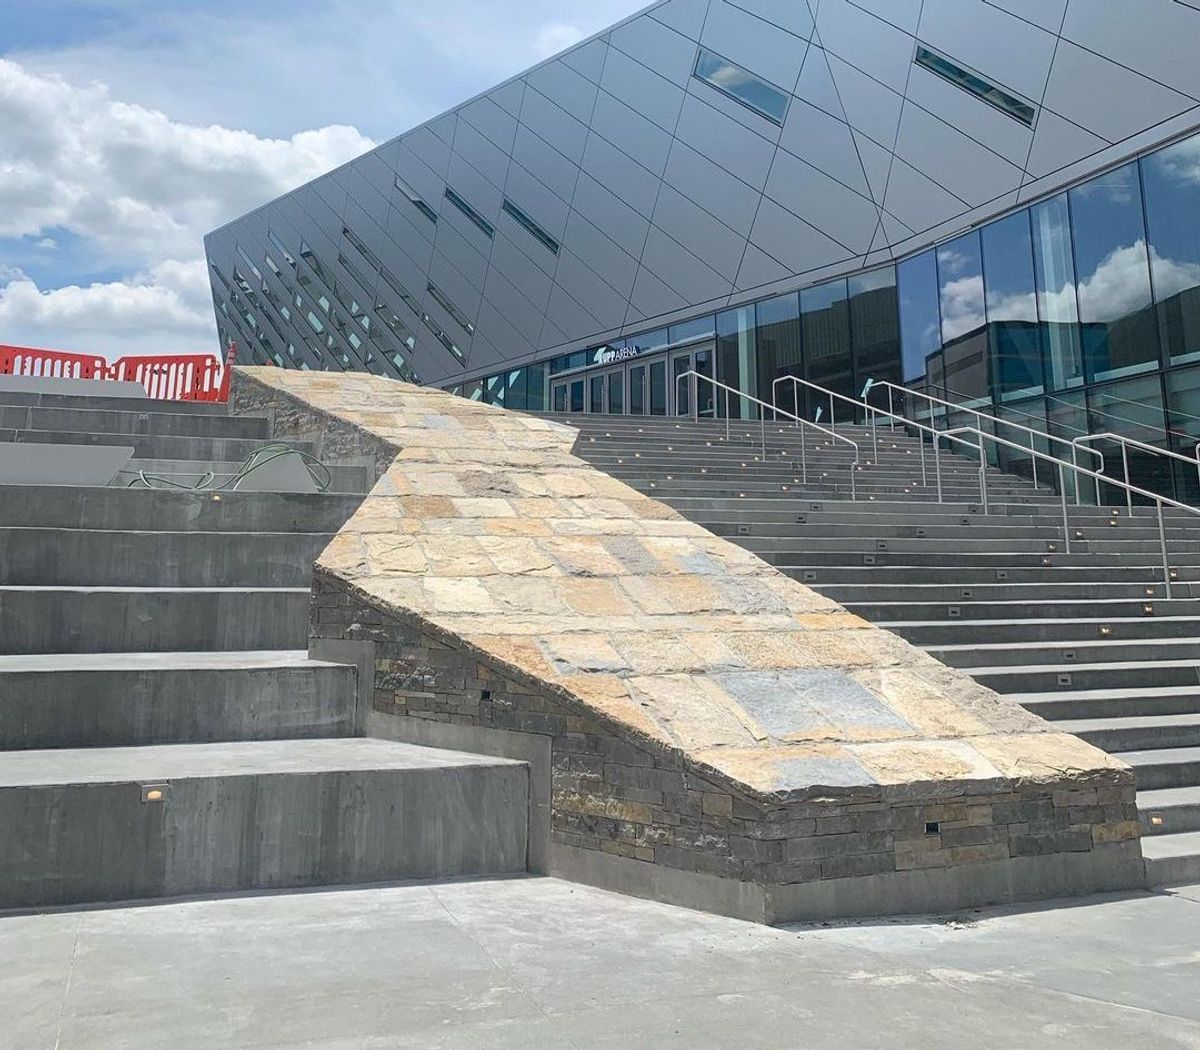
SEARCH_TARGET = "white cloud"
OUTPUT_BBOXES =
[0,57,374,357]
[0,260,216,357]
[534,23,587,59]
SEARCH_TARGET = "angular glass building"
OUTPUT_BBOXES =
[206,0,1200,490]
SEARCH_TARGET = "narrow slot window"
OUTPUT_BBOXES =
[914,45,1035,127]
[502,199,560,255]
[267,230,297,270]
[693,48,789,126]
[426,281,476,335]
[444,187,495,238]
[395,174,439,224]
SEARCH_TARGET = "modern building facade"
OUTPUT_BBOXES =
[206,0,1200,493]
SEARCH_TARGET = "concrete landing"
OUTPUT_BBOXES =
[3,878,1198,1049]
[0,739,529,908]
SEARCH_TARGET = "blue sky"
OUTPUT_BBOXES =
[0,0,645,355]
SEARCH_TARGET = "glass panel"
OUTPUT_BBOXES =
[552,383,567,412]
[848,266,900,396]
[982,212,1044,401]
[672,353,692,416]
[801,279,852,420]
[756,293,801,418]
[716,306,756,419]
[695,345,715,417]
[693,49,789,126]
[1031,193,1084,391]
[625,328,668,356]
[1088,375,1170,500]
[669,316,716,345]
[569,379,584,414]
[502,199,560,255]
[485,374,505,405]
[504,368,528,412]
[465,380,483,401]
[607,370,624,415]
[589,374,604,413]
[913,45,1035,126]
[1142,133,1200,366]
[649,359,667,415]
[1069,163,1158,382]
[443,187,495,238]
[526,363,547,411]
[630,364,647,415]
[937,232,990,410]
[1164,366,1200,502]
[897,250,941,384]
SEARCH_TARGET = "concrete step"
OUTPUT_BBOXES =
[0,586,309,653]
[0,651,356,749]
[845,598,1199,622]
[1142,830,1200,886]
[1112,746,1200,790]
[0,527,333,587]
[973,659,1200,694]
[1138,786,1200,835]
[1057,713,1200,752]
[1018,686,1200,721]
[793,565,1190,585]
[120,458,374,494]
[0,389,230,415]
[0,428,316,463]
[882,616,1200,646]
[0,738,528,909]
[0,404,270,440]
[929,637,1200,670]
[0,485,367,533]
[828,582,1172,604]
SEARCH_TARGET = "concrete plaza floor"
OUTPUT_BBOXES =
[4,876,1200,1049]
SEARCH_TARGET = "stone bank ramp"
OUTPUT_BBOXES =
[556,411,1199,887]
[0,384,527,910]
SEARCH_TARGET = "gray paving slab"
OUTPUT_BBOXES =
[2,877,1199,1049]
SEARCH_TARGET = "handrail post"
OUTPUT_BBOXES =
[1059,462,1071,555]
[725,387,730,442]
[1158,500,1172,598]
[850,457,857,501]
[760,411,766,460]
[977,439,989,515]
[870,407,879,463]
[800,424,808,485]
[1121,442,1133,517]
[1029,432,1038,490]
[691,371,698,423]
[887,385,896,432]
[934,437,943,503]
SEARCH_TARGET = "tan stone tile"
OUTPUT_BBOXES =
[361,535,428,576]
[450,497,517,518]
[857,669,994,739]
[970,732,1130,782]
[626,674,762,750]
[619,577,727,615]
[543,537,628,577]
[541,635,629,675]
[424,577,498,614]
[849,739,1005,787]
[559,578,637,617]
[474,536,557,575]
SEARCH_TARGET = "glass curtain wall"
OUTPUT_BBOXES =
[755,292,802,416]
[801,279,853,420]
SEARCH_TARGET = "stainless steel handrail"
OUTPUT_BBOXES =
[862,378,1104,490]
[675,370,860,499]
[940,426,1200,596]
[1072,432,1200,516]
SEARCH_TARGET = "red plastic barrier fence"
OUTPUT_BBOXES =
[0,342,236,402]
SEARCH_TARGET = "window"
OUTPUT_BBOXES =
[502,199,559,255]
[1141,132,1200,366]
[914,45,1036,127]
[1031,193,1084,390]
[693,48,789,126]
[267,230,297,270]
[849,267,901,389]
[444,187,495,238]
[426,281,476,336]
[755,293,801,416]
[982,212,1043,400]
[395,175,439,224]
[669,316,716,345]
[802,279,853,417]
[897,251,941,382]
[1069,162,1158,382]
[936,232,989,404]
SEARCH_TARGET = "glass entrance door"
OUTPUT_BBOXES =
[671,343,716,416]
[629,363,647,415]
[605,368,625,414]
[551,380,568,412]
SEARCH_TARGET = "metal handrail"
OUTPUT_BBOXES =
[675,370,860,500]
[940,425,1200,597]
[1072,432,1200,516]
[862,378,1104,487]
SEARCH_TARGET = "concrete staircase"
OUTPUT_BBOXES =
[553,411,1200,888]
[0,384,527,911]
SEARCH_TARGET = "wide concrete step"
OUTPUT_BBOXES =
[0,651,356,749]
[1138,786,1200,834]
[1057,713,1200,753]
[795,565,1189,585]
[121,457,373,494]
[828,582,1171,604]
[1112,746,1200,790]
[0,527,332,587]
[0,485,367,533]
[846,598,1200,622]
[1017,685,1200,720]
[0,586,309,653]
[0,389,230,415]
[1142,830,1200,886]
[0,428,316,463]
[0,404,270,440]
[0,738,528,909]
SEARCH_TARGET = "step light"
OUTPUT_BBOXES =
[1056,673,1073,686]
[1063,650,1077,661]
[1143,603,1155,615]
[1099,625,1113,637]
[1150,814,1165,827]
[141,783,169,804]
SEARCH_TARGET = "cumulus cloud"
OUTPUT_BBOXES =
[0,58,374,356]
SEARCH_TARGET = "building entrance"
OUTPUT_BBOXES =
[548,340,716,416]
